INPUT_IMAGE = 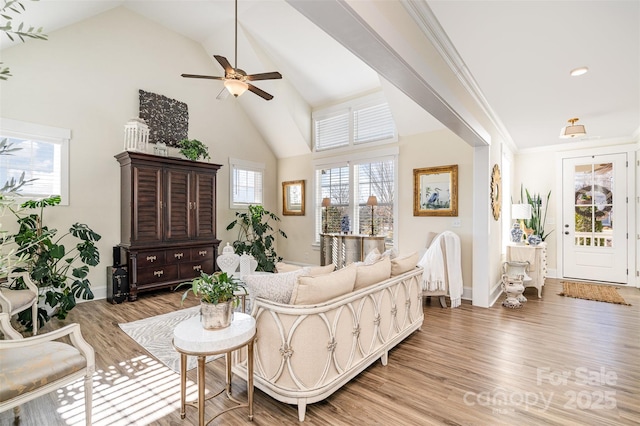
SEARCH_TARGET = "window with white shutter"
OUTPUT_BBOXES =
[229,158,264,209]
[0,118,70,205]
[312,92,396,152]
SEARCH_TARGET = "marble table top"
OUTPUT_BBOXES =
[173,312,256,354]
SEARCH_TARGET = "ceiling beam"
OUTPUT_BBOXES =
[286,0,488,147]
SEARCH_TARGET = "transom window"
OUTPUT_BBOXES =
[313,92,397,152]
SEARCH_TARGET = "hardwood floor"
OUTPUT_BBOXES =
[2,279,638,426]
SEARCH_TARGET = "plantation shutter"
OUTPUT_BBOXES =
[353,103,396,144]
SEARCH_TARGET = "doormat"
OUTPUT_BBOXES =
[559,281,631,305]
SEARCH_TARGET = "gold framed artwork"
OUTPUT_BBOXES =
[413,165,458,216]
[282,180,305,216]
[491,164,502,221]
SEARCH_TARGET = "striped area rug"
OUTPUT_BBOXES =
[119,306,220,373]
[559,281,631,306]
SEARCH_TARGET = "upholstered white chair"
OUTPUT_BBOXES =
[0,312,95,425]
[0,272,39,335]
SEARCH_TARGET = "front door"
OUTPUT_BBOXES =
[562,153,628,283]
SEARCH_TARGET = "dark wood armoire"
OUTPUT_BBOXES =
[116,151,221,300]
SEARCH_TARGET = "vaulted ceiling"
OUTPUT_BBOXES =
[2,0,638,156]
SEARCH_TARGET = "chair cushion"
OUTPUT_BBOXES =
[0,341,86,402]
[0,288,37,312]
[390,252,419,276]
[354,256,391,290]
[291,265,356,305]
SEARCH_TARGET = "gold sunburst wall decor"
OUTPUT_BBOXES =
[491,164,502,221]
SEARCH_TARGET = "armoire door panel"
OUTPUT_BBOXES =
[165,169,190,241]
[132,165,162,243]
[192,172,216,240]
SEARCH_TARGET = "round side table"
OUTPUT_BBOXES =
[173,312,256,425]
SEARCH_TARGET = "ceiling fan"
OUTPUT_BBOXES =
[181,0,282,100]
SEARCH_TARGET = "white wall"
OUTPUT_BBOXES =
[0,7,277,299]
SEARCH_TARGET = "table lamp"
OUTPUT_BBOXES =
[511,203,531,244]
[366,195,377,236]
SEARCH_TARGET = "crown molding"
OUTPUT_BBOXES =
[402,1,517,153]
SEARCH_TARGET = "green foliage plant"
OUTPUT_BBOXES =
[9,195,101,328]
[177,138,210,161]
[520,185,552,241]
[1,0,48,80]
[177,271,245,306]
[226,205,287,273]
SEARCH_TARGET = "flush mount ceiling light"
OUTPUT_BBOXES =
[570,66,589,77]
[560,117,587,138]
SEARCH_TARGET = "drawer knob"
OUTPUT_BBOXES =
[193,265,202,271]
[153,270,164,277]
[199,250,207,256]
[146,255,157,262]
[174,252,184,259]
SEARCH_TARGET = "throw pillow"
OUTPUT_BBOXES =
[244,268,309,304]
[307,264,335,275]
[275,262,302,273]
[354,256,391,290]
[363,248,381,265]
[290,265,356,305]
[390,252,419,276]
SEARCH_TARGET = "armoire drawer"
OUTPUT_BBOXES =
[137,264,179,285]
[179,259,215,280]
[166,248,189,263]
[135,250,166,268]
[190,247,214,261]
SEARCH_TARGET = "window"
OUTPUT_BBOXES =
[313,93,396,152]
[315,150,397,244]
[229,158,264,209]
[0,118,70,205]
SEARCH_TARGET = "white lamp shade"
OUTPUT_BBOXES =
[224,79,249,97]
[366,195,378,206]
[511,203,532,220]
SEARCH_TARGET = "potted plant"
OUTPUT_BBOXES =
[177,271,246,329]
[8,195,101,330]
[177,138,210,161]
[226,205,287,273]
[519,185,552,241]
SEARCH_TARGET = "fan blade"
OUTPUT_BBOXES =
[216,87,230,101]
[246,71,282,81]
[181,73,224,80]
[247,83,274,101]
[214,55,234,74]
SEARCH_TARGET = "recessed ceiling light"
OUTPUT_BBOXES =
[570,67,589,77]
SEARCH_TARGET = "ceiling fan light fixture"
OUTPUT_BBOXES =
[560,117,587,138]
[224,79,248,97]
[570,66,589,77]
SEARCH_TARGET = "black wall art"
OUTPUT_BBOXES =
[139,89,188,146]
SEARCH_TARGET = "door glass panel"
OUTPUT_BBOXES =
[573,163,614,247]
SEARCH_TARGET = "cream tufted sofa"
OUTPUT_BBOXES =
[233,257,423,421]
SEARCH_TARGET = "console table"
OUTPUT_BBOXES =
[506,243,547,297]
[173,313,256,425]
[320,234,385,268]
